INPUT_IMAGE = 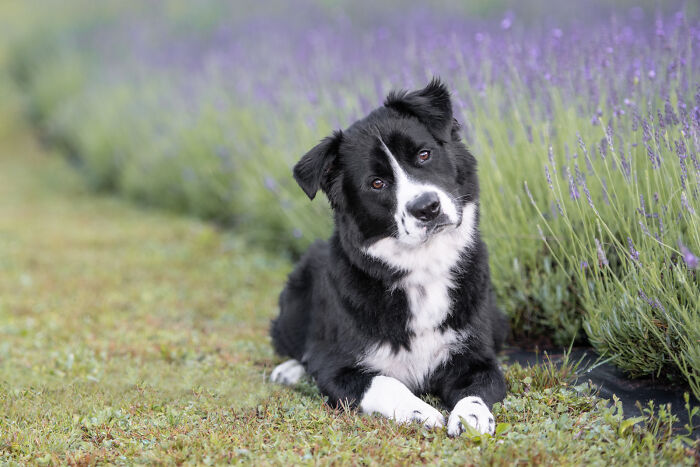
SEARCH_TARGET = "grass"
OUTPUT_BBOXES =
[0,74,698,465]
[6,0,699,395]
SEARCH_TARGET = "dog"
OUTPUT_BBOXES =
[269,78,507,436]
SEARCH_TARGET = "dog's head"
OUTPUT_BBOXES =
[293,78,478,250]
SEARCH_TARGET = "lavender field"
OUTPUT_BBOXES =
[8,0,699,401]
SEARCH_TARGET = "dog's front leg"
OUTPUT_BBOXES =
[436,353,506,436]
[359,376,445,428]
[314,365,445,429]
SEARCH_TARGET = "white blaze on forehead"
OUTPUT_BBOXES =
[376,137,459,245]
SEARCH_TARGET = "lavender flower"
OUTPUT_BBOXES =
[627,237,640,262]
[263,175,278,193]
[638,289,667,312]
[566,167,579,201]
[678,240,699,269]
[638,194,647,217]
[548,146,557,174]
[675,139,688,189]
[680,192,695,214]
[524,181,535,205]
[619,149,631,181]
[665,99,678,126]
[544,165,553,190]
[579,174,596,212]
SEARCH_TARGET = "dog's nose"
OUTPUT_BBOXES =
[407,192,441,222]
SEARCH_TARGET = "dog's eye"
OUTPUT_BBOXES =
[371,179,386,190]
[418,150,431,163]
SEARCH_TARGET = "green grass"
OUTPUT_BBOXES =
[0,74,697,465]
[6,1,699,395]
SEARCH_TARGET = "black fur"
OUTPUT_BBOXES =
[271,78,507,413]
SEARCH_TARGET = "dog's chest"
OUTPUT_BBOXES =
[360,268,464,391]
[360,204,476,391]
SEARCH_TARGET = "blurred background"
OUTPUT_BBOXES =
[0,1,698,398]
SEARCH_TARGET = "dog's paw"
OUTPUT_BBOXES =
[360,376,445,429]
[270,359,306,385]
[447,396,495,436]
[393,400,445,429]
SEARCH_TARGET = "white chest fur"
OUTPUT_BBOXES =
[361,203,476,391]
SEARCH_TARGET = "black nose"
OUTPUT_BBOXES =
[407,192,441,222]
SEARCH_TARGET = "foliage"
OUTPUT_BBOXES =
[5,1,700,395]
[0,125,696,463]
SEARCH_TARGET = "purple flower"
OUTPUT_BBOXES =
[627,237,640,262]
[678,241,699,269]
[638,289,665,312]
[263,175,278,193]
[619,149,631,181]
[681,192,694,214]
[566,167,579,200]
[524,181,535,205]
[639,220,651,238]
[675,140,688,189]
[638,194,647,217]
[579,174,596,212]
[548,146,557,174]
[665,99,678,126]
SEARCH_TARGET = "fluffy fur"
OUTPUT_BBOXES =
[270,78,507,435]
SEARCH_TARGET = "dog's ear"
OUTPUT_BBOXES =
[384,77,453,142]
[293,130,343,200]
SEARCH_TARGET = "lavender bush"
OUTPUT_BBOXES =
[9,0,699,397]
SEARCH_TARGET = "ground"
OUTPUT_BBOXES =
[0,89,696,465]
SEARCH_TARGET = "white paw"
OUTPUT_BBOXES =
[360,376,445,429]
[270,359,306,385]
[447,396,495,436]
[393,401,445,429]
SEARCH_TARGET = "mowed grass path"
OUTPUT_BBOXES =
[0,89,696,464]
[0,95,295,463]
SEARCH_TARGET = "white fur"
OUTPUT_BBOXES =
[270,359,306,385]
[378,138,460,246]
[360,375,445,428]
[448,396,495,436]
[360,202,476,390]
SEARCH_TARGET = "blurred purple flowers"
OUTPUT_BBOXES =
[678,240,699,269]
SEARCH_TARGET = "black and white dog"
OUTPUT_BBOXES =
[270,78,507,436]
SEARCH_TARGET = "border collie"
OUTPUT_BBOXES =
[270,78,507,436]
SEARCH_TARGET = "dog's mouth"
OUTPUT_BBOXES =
[416,216,458,243]
[428,222,452,235]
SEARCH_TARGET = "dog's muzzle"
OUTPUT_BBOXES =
[407,191,441,222]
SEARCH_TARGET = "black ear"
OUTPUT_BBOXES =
[384,77,453,142]
[293,130,343,200]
